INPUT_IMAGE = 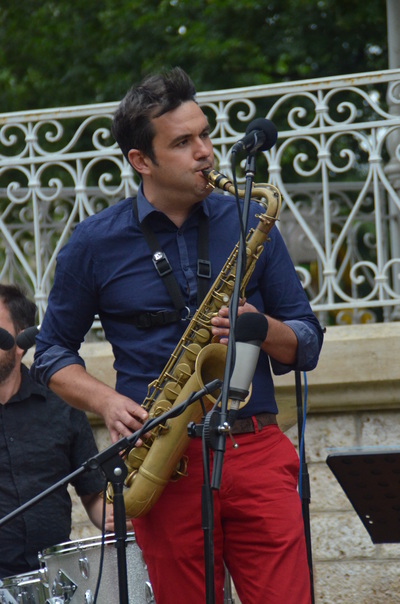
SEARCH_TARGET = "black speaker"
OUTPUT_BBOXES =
[326,447,400,543]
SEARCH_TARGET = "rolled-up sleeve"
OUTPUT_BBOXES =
[31,222,97,386]
[270,319,323,375]
[30,345,86,386]
[250,224,324,376]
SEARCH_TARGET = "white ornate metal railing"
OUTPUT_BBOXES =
[1,69,400,326]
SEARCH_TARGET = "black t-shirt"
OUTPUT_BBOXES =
[0,365,105,578]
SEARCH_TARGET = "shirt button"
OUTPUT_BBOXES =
[10,437,14,442]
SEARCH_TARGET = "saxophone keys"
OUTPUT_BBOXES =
[151,401,173,434]
[127,444,150,469]
[193,327,210,344]
[125,469,138,487]
[171,455,188,480]
[173,362,192,381]
[163,381,182,400]
[182,342,202,362]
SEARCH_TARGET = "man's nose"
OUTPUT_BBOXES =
[193,137,212,159]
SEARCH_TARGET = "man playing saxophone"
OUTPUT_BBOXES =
[32,67,324,604]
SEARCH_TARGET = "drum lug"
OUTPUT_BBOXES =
[51,570,77,603]
[38,564,49,586]
[84,589,94,604]
[78,555,90,580]
[145,580,156,603]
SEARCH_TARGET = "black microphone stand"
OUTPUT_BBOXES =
[0,379,222,604]
[210,153,257,490]
[188,153,257,604]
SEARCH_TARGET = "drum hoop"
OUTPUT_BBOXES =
[41,531,136,557]
[1,570,44,585]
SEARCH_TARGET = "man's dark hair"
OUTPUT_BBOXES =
[0,284,37,333]
[111,67,197,164]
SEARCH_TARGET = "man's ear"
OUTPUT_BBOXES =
[128,149,151,176]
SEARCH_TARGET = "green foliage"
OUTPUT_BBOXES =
[0,0,388,111]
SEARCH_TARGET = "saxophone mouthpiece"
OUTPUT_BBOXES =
[202,168,215,190]
[202,168,234,192]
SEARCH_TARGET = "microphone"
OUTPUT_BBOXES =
[228,312,269,418]
[0,327,15,351]
[15,325,40,350]
[231,118,278,155]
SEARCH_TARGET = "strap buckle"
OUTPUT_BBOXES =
[135,310,182,329]
[181,306,191,321]
[152,251,172,277]
[197,259,211,279]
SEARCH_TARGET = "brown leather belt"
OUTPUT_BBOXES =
[230,412,278,435]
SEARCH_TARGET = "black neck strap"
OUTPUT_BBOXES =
[131,197,211,325]
[196,210,211,305]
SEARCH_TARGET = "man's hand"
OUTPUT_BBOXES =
[101,392,148,444]
[211,301,298,364]
[48,364,148,444]
[104,506,134,533]
[211,300,259,344]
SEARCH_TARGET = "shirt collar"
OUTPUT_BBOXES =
[7,364,46,405]
[135,182,210,225]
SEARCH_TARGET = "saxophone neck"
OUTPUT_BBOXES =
[202,168,282,225]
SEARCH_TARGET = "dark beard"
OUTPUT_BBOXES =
[0,350,16,384]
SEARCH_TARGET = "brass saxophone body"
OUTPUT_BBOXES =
[111,169,282,518]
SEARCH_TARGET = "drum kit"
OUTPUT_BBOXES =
[0,533,154,604]
[0,392,300,604]
[0,533,238,604]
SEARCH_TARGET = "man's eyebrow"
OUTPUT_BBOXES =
[170,125,211,146]
[169,132,191,146]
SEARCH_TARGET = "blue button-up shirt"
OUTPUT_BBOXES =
[32,185,323,417]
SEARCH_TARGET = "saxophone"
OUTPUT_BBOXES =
[109,168,282,518]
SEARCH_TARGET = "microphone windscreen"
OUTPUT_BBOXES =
[16,326,39,350]
[235,312,268,343]
[245,118,278,151]
[0,327,15,350]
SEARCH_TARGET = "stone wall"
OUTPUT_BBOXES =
[280,322,400,604]
[25,322,400,603]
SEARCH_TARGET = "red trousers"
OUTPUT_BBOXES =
[132,424,311,604]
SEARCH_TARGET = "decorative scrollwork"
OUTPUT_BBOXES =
[1,70,400,325]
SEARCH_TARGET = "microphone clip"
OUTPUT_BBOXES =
[187,410,239,451]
